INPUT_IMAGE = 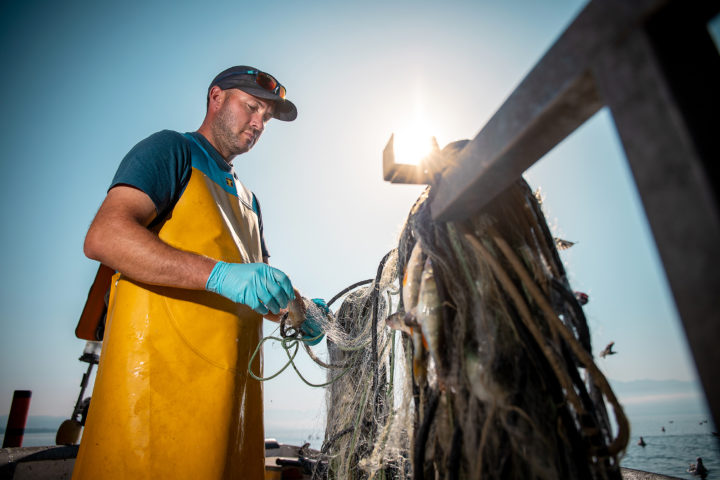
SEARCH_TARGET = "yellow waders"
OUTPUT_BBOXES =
[73,157,266,479]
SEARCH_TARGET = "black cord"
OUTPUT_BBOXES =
[327,279,374,308]
[413,388,440,480]
[321,426,354,453]
[448,423,463,480]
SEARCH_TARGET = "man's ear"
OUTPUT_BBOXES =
[207,86,226,111]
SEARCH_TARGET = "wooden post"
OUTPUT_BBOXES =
[3,390,32,448]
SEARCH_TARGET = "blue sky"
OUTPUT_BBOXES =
[0,0,711,439]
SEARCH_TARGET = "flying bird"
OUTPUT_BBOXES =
[599,341,617,358]
[554,238,576,250]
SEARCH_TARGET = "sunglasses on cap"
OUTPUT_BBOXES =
[215,69,287,99]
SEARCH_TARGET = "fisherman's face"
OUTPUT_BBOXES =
[212,88,274,158]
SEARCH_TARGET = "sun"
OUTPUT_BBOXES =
[393,115,437,166]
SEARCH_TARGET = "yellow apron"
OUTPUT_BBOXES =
[73,137,266,479]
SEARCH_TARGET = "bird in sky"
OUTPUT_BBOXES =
[599,341,617,358]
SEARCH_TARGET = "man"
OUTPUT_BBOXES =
[73,66,304,479]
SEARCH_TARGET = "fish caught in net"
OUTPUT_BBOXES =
[274,141,629,479]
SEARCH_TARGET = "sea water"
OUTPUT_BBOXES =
[1,431,57,447]
[621,433,719,479]
[5,418,719,479]
[620,413,720,479]
[2,428,325,451]
[267,415,720,479]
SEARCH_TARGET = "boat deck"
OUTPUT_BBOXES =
[0,444,682,479]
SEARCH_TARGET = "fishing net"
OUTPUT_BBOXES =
[265,140,629,479]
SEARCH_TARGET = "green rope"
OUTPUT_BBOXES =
[291,364,352,388]
[292,333,392,388]
[248,333,354,387]
[248,335,300,382]
[348,371,372,462]
[447,223,476,290]
[249,285,401,390]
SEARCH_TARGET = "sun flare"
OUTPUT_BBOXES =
[393,116,437,166]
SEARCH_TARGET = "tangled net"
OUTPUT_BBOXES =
[270,141,629,479]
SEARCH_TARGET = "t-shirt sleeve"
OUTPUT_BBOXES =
[110,130,192,224]
[252,193,270,259]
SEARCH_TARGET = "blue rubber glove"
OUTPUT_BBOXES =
[206,262,295,315]
[300,298,329,346]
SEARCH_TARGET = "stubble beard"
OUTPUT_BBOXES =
[212,104,255,160]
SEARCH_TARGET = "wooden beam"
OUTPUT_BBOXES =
[429,0,669,222]
[593,1,720,431]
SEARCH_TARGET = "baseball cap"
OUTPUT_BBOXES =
[209,66,297,121]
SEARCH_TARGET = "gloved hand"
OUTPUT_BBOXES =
[300,298,329,346]
[205,261,294,315]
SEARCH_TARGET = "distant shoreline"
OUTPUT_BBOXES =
[0,427,58,434]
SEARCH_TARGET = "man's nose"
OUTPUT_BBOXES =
[250,113,264,132]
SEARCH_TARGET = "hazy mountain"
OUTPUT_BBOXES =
[0,415,65,433]
[610,378,702,395]
[609,378,711,419]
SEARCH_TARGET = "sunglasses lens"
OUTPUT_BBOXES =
[254,72,286,99]
[255,72,277,92]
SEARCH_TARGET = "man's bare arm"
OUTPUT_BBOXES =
[84,185,216,289]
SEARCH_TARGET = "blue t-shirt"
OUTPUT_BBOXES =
[110,130,269,258]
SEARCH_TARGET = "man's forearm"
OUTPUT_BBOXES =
[84,185,216,290]
[85,213,216,290]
